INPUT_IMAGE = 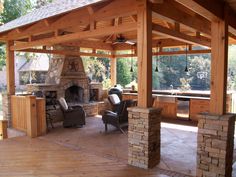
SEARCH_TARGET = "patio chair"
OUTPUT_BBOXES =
[58,97,86,128]
[108,94,122,112]
[102,99,136,133]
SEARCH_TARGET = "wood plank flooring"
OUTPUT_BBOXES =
[0,117,208,177]
[0,136,192,177]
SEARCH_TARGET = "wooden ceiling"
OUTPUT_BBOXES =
[0,0,235,56]
[225,0,236,10]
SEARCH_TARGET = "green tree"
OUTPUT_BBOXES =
[35,0,53,9]
[0,0,33,69]
[0,0,32,23]
[228,45,236,90]
[0,45,5,71]
[188,55,211,90]
[82,57,107,82]
[117,59,132,87]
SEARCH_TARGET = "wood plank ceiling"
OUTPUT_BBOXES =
[0,0,235,54]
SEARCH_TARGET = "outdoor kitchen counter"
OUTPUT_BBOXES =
[122,92,232,121]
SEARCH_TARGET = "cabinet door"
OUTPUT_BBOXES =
[190,99,209,121]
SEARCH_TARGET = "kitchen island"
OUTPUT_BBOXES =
[122,91,233,121]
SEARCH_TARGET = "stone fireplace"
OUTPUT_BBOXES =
[27,53,90,103]
[26,46,108,117]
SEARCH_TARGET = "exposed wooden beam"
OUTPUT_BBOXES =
[175,0,236,35]
[19,48,112,58]
[3,0,139,41]
[92,0,138,22]
[11,22,137,50]
[152,0,211,35]
[130,15,137,22]
[87,6,95,15]
[149,0,163,3]
[175,0,222,21]
[210,19,228,115]
[115,49,211,58]
[110,54,117,86]
[6,41,15,95]
[152,23,211,47]
[137,0,153,108]
[64,40,113,50]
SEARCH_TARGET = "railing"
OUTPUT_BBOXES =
[11,95,46,137]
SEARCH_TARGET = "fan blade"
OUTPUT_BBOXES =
[125,41,136,45]
[112,41,120,45]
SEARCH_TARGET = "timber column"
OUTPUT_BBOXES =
[2,41,15,127]
[197,10,236,177]
[128,0,161,169]
[110,53,117,86]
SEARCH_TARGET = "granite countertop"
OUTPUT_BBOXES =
[122,92,210,100]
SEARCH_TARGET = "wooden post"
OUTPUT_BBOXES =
[36,98,46,136]
[210,18,228,115]
[110,56,117,86]
[0,120,8,140]
[137,0,153,108]
[6,41,15,95]
[26,96,37,138]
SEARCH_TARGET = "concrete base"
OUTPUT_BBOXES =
[197,113,235,177]
[128,107,162,169]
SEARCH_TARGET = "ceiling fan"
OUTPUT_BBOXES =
[104,34,136,45]
[112,35,136,45]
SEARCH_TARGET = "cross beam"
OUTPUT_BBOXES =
[11,23,137,51]
[152,23,211,47]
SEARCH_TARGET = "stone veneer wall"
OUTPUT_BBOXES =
[2,94,11,127]
[197,113,235,177]
[128,107,162,169]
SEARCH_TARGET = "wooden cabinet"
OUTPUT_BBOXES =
[11,95,46,137]
[122,93,233,122]
[122,94,137,101]
[154,101,176,119]
[190,99,209,121]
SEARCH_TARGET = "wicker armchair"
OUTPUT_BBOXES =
[58,98,86,128]
[102,99,136,133]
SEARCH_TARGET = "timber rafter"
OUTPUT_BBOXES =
[0,0,235,52]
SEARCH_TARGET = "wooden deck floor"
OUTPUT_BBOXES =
[0,137,191,177]
[0,117,235,177]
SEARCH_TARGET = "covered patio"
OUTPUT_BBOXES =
[0,0,236,176]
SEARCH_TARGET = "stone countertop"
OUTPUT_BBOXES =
[122,92,210,100]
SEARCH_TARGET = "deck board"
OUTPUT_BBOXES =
[0,117,209,177]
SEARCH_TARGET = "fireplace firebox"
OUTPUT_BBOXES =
[65,85,84,103]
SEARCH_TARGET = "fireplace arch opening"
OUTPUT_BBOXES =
[65,85,84,103]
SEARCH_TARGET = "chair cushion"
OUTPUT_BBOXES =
[108,94,121,105]
[59,97,68,110]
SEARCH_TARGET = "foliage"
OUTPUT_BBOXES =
[228,45,236,90]
[102,78,111,89]
[116,59,131,87]
[35,0,53,9]
[0,45,5,70]
[152,52,211,90]
[188,55,210,90]
[0,0,32,23]
[179,78,192,91]
[82,57,107,82]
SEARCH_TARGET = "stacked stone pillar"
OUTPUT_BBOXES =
[2,93,11,127]
[197,113,235,177]
[128,107,162,169]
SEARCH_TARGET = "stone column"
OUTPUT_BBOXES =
[197,113,235,177]
[128,107,162,169]
[2,93,11,127]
